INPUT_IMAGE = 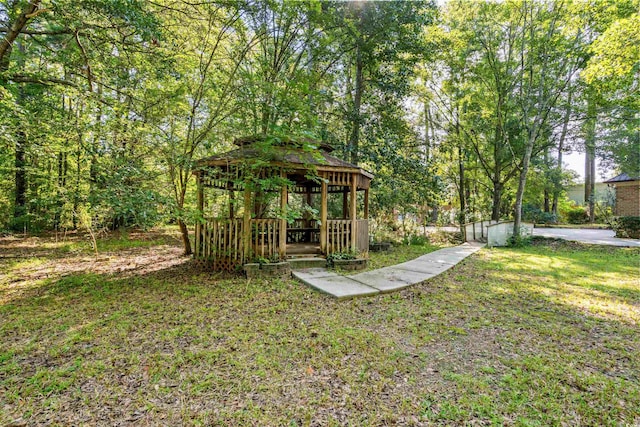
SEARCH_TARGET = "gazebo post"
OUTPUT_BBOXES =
[196,172,203,258]
[342,190,348,219]
[350,172,357,251]
[243,184,252,262]
[364,188,369,219]
[305,185,312,227]
[279,171,287,259]
[229,188,235,219]
[320,176,328,254]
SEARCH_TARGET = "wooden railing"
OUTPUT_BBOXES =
[195,219,244,270]
[196,218,281,270]
[356,219,369,253]
[250,219,280,259]
[325,219,369,255]
[326,219,352,254]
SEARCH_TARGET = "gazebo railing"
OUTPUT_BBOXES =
[326,219,351,254]
[356,219,369,253]
[196,218,245,269]
[196,218,281,269]
[326,219,369,254]
[250,219,280,259]
[196,217,369,268]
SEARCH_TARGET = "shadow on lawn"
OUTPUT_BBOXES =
[1,238,639,425]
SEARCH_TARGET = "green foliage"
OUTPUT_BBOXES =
[562,204,589,225]
[611,216,640,239]
[507,233,532,248]
[522,204,557,225]
[326,249,357,267]
[402,233,429,246]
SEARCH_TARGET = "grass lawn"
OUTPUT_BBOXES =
[1,231,639,425]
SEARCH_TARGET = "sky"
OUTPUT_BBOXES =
[563,152,610,183]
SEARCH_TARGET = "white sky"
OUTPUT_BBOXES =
[564,151,611,183]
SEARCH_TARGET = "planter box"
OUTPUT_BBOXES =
[333,258,368,271]
[243,262,291,279]
[370,242,392,252]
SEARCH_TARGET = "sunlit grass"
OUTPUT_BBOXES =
[0,236,639,425]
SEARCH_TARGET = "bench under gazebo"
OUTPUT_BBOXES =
[193,135,373,271]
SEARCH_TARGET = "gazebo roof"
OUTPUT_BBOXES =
[195,135,373,179]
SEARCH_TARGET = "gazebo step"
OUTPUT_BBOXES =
[288,257,327,270]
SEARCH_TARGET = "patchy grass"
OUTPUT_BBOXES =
[1,233,639,425]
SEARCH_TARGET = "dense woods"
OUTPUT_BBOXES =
[1,0,638,248]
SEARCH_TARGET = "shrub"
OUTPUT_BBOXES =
[611,216,640,239]
[402,233,429,246]
[564,204,589,224]
[326,250,357,267]
[522,204,557,224]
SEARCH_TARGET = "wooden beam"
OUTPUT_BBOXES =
[306,185,312,227]
[364,188,369,219]
[342,190,348,219]
[243,185,252,262]
[350,173,357,251]
[279,171,287,259]
[229,190,235,219]
[195,173,203,258]
[320,175,328,254]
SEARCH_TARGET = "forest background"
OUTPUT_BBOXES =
[1,0,638,253]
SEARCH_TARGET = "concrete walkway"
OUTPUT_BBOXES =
[293,242,484,300]
[533,227,640,247]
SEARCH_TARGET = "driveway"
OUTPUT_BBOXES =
[533,227,640,247]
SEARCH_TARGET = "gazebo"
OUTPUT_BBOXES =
[193,135,373,271]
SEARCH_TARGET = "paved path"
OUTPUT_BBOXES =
[293,242,484,300]
[533,227,640,247]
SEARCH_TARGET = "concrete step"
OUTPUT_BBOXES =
[288,257,327,270]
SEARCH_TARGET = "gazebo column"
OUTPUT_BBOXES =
[342,190,348,219]
[229,189,235,219]
[243,184,252,262]
[364,188,369,219]
[320,176,328,254]
[196,173,203,258]
[306,185,312,227]
[279,172,287,259]
[350,172,357,251]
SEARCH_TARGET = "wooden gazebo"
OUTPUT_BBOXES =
[193,135,373,271]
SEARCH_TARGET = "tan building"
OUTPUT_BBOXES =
[604,173,640,216]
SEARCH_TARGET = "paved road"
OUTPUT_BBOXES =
[533,227,640,247]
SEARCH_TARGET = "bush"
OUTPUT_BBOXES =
[522,204,557,224]
[611,216,640,239]
[564,204,589,224]
[326,250,357,267]
[402,233,429,246]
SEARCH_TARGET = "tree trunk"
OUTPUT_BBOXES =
[584,94,596,223]
[513,135,535,238]
[491,182,502,221]
[552,86,572,217]
[178,219,192,255]
[0,0,41,74]
[14,130,27,222]
[543,148,550,213]
[456,109,466,235]
[13,42,28,228]
[424,100,431,161]
[348,41,363,165]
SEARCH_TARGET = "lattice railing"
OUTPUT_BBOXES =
[195,218,244,271]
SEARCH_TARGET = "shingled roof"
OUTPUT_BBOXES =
[604,173,639,183]
[195,135,373,178]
